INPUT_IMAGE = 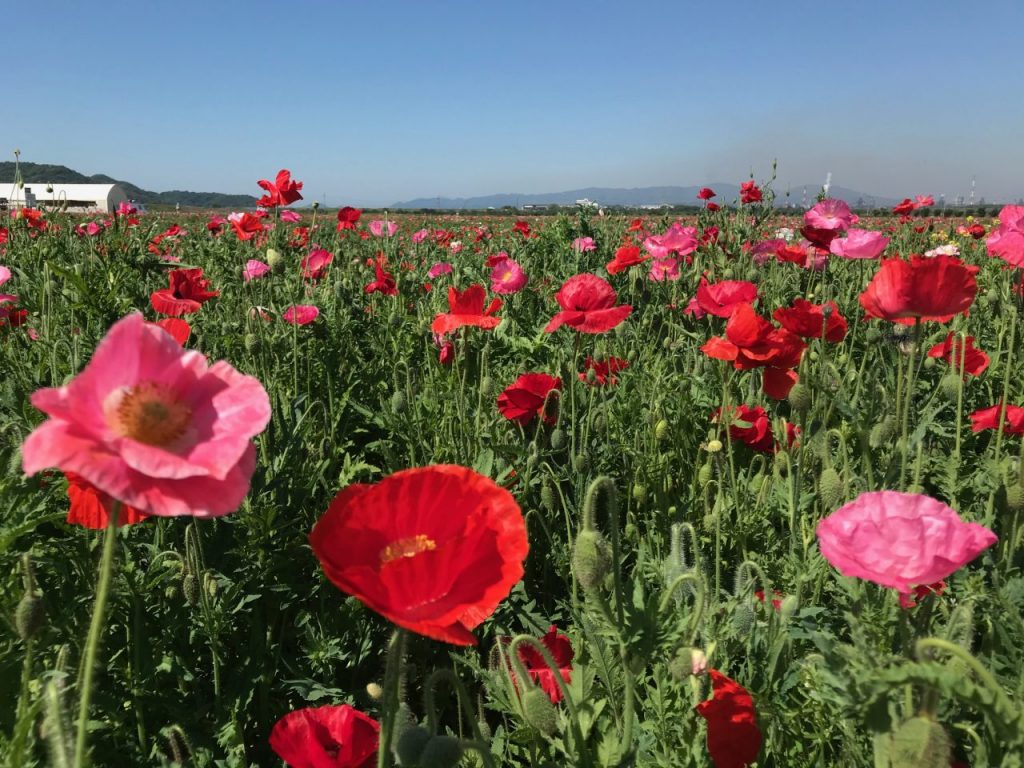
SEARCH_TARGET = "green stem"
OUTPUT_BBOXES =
[898,320,922,489]
[377,630,407,768]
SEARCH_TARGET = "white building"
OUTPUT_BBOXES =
[1,182,129,213]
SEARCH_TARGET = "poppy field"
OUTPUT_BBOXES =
[2,172,1024,768]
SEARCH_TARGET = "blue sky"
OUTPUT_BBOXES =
[8,1,1023,206]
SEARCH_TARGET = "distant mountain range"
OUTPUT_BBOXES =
[392,184,902,210]
[0,162,256,208]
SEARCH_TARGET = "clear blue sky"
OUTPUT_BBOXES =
[8,1,1023,206]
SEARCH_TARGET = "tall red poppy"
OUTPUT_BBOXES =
[269,704,379,768]
[970,404,1024,435]
[516,625,573,703]
[309,466,528,645]
[336,206,363,232]
[579,356,629,386]
[773,299,848,343]
[364,259,397,296]
[431,284,502,335]
[695,278,759,318]
[859,255,978,325]
[739,181,762,204]
[257,169,303,208]
[696,669,762,768]
[712,405,776,453]
[150,268,219,316]
[150,318,191,346]
[606,245,649,275]
[544,274,632,334]
[512,220,532,238]
[65,472,148,530]
[497,373,562,425]
[698,187,716,200]
[701,303,805,371]
[927,333,989,377]
[301,249,334,281]
[231,212,266,241]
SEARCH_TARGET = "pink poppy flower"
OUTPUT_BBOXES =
[412,228,430,244]
[643,223,698,259]
[490,257,527,295]
[0,266,10,287]
[816,491,997,597]
[283,305,320,325]
[544,273,631,334]
[279,209,301,223]
[301,249,333,280]
[428,262,452,279]
[804,199,857,231]
[986,205,1024,268]
[20,313,270,517]
[829,229,889,260]
[750,239,785,266]
[242,259,271,282]
[369,220,398,237]
[648,257,680,282]
[572,236,596,253]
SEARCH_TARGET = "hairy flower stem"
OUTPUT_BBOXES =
[950,330,969,505]
[73,504,120,768]
[377,629,407,768]
[898,320,922,489]
[986,312,1018,526]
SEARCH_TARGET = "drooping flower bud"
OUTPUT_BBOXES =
[521,688,559,736]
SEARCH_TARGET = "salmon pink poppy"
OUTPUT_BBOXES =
[517,625,573,703]
[243,259,271,282]
[0,265,11,287]
[859,255,978,325]
[279,209,301,224]
[648,257,681,282]
[283,305,319,325]
[606,245,649,275]
[301,249,333,281]
[817,491,996,597]
[150,318,191,346]
[970,404,1024,435]
[64,471,148,530]
[986,205,1024,267]
[927,333,989,377]
[257,169,303,208]
[269,704,379,768]
[369,220,398,238]
[696,669,762,768]
[544,274,632,334]
[829,229,889,260]
[427,262,452,279]
[773,299,848,343]
[490,257,527,295]
[431,284,502,335]
[572,236,596,253]
[497,373,562,425]
[695,278,758,318]
[310,465,529,645]
[21,313,270,517]
[643,223,698,260]
[336,206,362,232]
[150,268,219,316]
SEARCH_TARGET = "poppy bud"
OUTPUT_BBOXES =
[182,573,200,607]
[266,248,283,269]
[541,481,557,512]
[521,688,559,737]
[819,467,843,510]
[732,603,756,634]
[312,200,320,210]
[779,594,799,619]
[573,530,612,592]
[984,290,998,306]
[631,483,647,504]
[16,593,45,641]
[572,453,588,473]
[698,461,713,487]
[654,419,669,441]
[866,326,882,343]
[418,735,464,768]
[1005,483,1024,512]
[477,715,492,742]
[391,390,408,415]
[748,471,765,493]
[479,376,494,396]
[870,416,897,449]
[586,366,598,383]
[787,383,811,413]
[888,716,951,767]
[668,647,708,680]
[722,268,734,279]
[204,571,218,599]
[244,333,260,353]
[938,373,960,402]
[395,725,432,766]
[923,356,936,370]
[550,428,566,451]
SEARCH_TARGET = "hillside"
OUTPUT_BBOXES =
[0,162,256,208]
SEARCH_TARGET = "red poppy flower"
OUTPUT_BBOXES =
[927,333,989,377]
[438,340,455,365]
[898,581,946,609]
[301,249,334,281]
[431,284,502,335]
[698,187,716,200]
[754,589,783,611]
[606,245,649,275]
[148,224,185,257]
[713,404,776,453]
[290,226,310,249]
[544,274,632,334]
[702,304,806,371]
[517,625,573,703]
[800,225,838,251]
[269,704,379,768]
[627,218,645,232]
[512,220,532,238]
[497,373,562,425]
[762,367,798,400]
[65,471,147,530]
[859,255,978,325]
[17,208,47,231]
[696,669,762,768]
[773,299,848,343]
[309,465,529,645]
[970,404,1024,435]
[706,202,721,212]
[739,181,763,204]
[257,169,303,208]
[336,206,363,231]
[893,198,916,216]
[150,318,191,346]
[579,356,629,386]
[967,223,986,240]
[695,278,758,318]
[364,259,397,296]
[150,268,219,316]
[231,212,266,241]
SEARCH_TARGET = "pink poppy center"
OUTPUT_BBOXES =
[380,534,436,565]
[111,382,191,446]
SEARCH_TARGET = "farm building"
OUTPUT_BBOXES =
[0,182,129,213]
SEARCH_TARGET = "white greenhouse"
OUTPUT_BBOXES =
[0,182,129,213]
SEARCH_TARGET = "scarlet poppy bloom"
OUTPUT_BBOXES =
[257,169,303,208]
[701,303,806,371]
[695,278,758,318]
[712,404,775,453]
[606,245,649,275]
[21,313,270,517]
[739,181,763,204]
[706,202,721,212]
[65,471,148,529]
[231,212,266,241]
[859,255,978,325]
[431,284,502,335]
[773,299,848,343]
[438,340,455,365]
[698,187,716,200]
[364,259,397,296]
[512,220,532,238]
[516,625,573,703]
[898,581,946,609]
[544,274,632,334]
[696,669,762,768]
[150,268,219,316]
[497,373,561,425]
[283,305,320,325]
[579,356,629,386]
[967,223,986,239]
[800,225,839,251]
[627,218,645,232]
[892,198,916,216]
[927,333,989,377]
[310,465,529,645]
[970,404,1024,435]
[301,249,333,281]
[336,206,363,232]
[269,704,379,768]
[762,367,799,400]
[150,318,191,346]
[17,208,47,231]
[754,589,783,612]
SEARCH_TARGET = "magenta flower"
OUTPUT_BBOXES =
[412,228,430,244]
[572,236,597,253]
[986,205,1024,268]
[242,259,271,282]
[643,223,698,259]
[279,209,301,223]
[428,262,453,279]
[816,491,996,597]
[804,199,856,231]
[829,229,890,260]
[648,257,681,282]
[751,239,785,266]
[21,313,270,517]
[369,220,398,237]
[0,266,10,287]
[283,305,320,325]
[490,257,527,295]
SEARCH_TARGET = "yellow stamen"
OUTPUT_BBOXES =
[380,535,437,565]
[114,382,191,446]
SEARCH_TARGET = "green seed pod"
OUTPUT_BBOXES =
[16,593,45,641]
[572,453,589,473]
[654,419,669,441]
[550,428,566,451]
[479,376,494,397]
[787,383,811,413]
[395,725,432,767]
[938,373,961,402]
[391,390,408,415]
[866,326,882,343]
[521,688,559,737]
[732,603,756,635]
[819,467,843,510]
[631,483,647,504]
[182,574,200,607]
[572,530,612,592]
[266,248,283,269]
[593,412,606,432]
[888,716,951,768]
[745,268,759,282]
[1006,483,1024,512]
[983,289,998,306]
[698,461,713,487]
[540,481,557,513]
[870,415,897,448]
[243,333,260,353]
[417,735,464,768]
